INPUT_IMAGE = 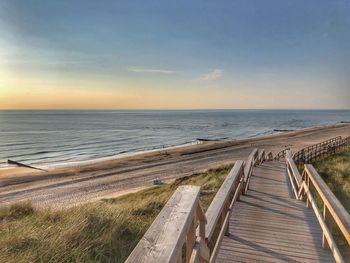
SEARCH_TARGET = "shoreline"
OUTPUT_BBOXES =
[0,121,344,173]
[0,124,275,171]
[0,123,349,208]
[0,122,348,178]
[1,140,203,171]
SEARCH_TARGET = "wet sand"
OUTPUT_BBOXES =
[0,123,349,209]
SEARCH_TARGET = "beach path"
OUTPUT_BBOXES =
[215,160,334,262]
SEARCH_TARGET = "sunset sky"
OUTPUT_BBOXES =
[0,0,349,109]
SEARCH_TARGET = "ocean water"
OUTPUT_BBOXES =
[0,110,349,168]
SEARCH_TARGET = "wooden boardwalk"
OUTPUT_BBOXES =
[216,161,335,263]
[127,146,349,263]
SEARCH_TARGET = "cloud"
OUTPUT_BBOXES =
[127,67,176,74]
[200,69,224,80]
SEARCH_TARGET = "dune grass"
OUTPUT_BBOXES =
[312,150,350,258]
[313,150,350,212]
[0,164,232,263]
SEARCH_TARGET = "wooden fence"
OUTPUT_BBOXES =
[274,147,290,160]
[293,136,349,165]
[286,150,349,263]
[126,148,270,263]
[275,136,350,164]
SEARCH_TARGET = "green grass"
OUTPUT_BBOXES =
[0,164,232,263]
[313,150,350,212]
[312,150,350,259]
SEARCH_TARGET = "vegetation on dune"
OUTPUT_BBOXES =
[0,164,232,263]
[312,150,350,259]
[313,150,350,212]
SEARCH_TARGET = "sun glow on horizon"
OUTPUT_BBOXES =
[0,1,349,110]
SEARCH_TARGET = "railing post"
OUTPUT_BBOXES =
[322,204,332,249]
[177,249,182,263]
[300,170,307,202]
[246,168,250,192]
[241,180,246,195]
[197,207,206,239]
[306,176,312,208]
[223,200,230,236]
[225,220,229,236]
[186,218,196,262]
[238,172,243,200]
[301,149,305,165]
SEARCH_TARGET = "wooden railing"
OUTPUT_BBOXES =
[205,160,244,261]
[276,136,349,163]
[274,147,290,160]
[285,151,350,263]
[205,148,264,262]
[266,151,273,161]
[127,148,268,262]
[292,136,346,165]
[300,136,350,164]
[285,150,302,199]
[257,149,265,164]
[125,185,208,263]
[242,148,259,193]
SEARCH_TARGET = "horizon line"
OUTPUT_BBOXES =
[0,108,349,111]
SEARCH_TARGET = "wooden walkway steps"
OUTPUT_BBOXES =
[127,147,348,262]
[215,161,335,263]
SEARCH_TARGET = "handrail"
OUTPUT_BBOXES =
[285,150,302,199]
[126,185,209,263]
[243,148,259,193]
[299,179,344,263]
[204,160,244,261]
[208,148,265,262]
[205,160,244,242]
[304,165,350,245]
[285,150,350,263]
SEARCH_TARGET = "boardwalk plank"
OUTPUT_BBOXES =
[219,234,332,255]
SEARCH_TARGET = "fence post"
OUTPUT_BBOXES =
[186,218,196,262]
[306,176,312,208]
[322,204,332,249]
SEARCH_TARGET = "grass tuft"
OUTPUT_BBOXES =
[0,202,34,221]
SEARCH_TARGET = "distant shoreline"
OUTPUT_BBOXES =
[0,123,313,171]
[1,109,349,170]
[0,122,349,208]
[0,122,348,172]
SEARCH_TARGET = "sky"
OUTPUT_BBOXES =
[0,0,349,109]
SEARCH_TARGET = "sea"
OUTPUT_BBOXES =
[0,110,349,169]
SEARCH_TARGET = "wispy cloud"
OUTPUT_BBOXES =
[200,69,224,80]
[127,67,176,74]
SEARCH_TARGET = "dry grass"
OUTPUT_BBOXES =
[0,164,232,263]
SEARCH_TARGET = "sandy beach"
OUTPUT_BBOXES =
[0,123,349,209]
